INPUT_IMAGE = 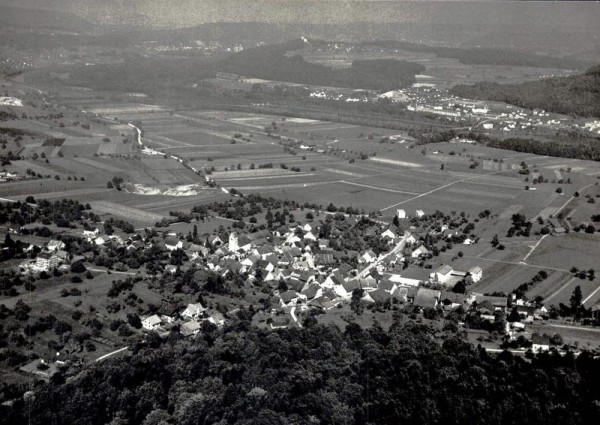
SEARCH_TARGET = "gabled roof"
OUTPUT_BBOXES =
[434,265,453,276]
[475,295,508,308]
[379,279,396,291]
[368,288,391,303]
[280,290,299,304]
[414,288,441,309]
[342,279,361,293]
[301,284,320,300]
[164,236,181,246]
[439,292,465,305]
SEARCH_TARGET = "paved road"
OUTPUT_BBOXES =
[358,231,410,278]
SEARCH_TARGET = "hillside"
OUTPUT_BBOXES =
[451,65,600,118]
[2,321,599,425]
[0,6,96,33]
[364,41,589,70]
[218,40,425,90]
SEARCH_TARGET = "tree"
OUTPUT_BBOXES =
[350,288,364,315]
[491,234,499,247]
[570,285,582,315]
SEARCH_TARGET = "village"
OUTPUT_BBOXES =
[2,195,578,374]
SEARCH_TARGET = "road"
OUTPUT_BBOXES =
[95,346,129,362]
[357,231,410,278]
[544,277,576,304]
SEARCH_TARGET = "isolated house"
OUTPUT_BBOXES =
[415,209,425,218]
[397,209,406,219]
[142,315,162,330]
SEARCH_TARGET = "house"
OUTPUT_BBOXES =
[413,288,441,309]
[531,334,551,352]
[165,264,178,274]
[164,237,183,251]
[303,231,317,241]
[393,286,409,303]
[358,250,377,264]
[279,290,301,307]
[469,266,483,283]
[364,288,391,304]
[270,315,290,329]
[181,303,206,319]
[35,252,59,271]
[397,209,406,219]
[430,265,454,284]
[475,295,508,312]
[208,235,224,246]
[439,292,466,310]
[381,228,396,240]
[378,278,398,294]
[415,209,425,218]
[334,279,360,299]
[303,223,312,232]
[406,234,418,245]
[180,320,201,337]
[463,238,473,245]
[93,236,106,246]
[83,228,99,237]
[142,315,162,330]
[411,245,430,259]
[318,239,330,249]
[208,312,225,327]
[47,240,65,252]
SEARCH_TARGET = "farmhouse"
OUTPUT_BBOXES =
[413,288,441,309]
[469,266,483,283]
[430,265,454,284]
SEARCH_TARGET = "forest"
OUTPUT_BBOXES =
[2,318,599,425]
[363,41,588,70]
[451,65,600,118]
[218,41,425,90]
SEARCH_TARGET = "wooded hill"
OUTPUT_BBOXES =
[451,65,600,118]
[218,40,425,90]
[2,318,599,425]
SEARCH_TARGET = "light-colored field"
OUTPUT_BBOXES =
[89,200,167,223]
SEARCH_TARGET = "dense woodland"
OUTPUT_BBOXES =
[363,41,589,70]
[219,40,425,90]
[2,319,600,425]
[451,65,600,118]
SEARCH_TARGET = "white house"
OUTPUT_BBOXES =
[164,237,183,251]
[381,228,396,240]
[411,245,430,259]
[303,223,312,232]
[358,250,378,264]
[469,266,483,283]
[180,320,201,337]
[35,252,59,271]
[83,228,99,237]
[396,209,406,219]
[303,231,317,241]
[47,240,65,252]
[142,315,162,330]
[430,265,454,284]
[94,236,106,246]
[415,209,425,218]
[181,303,206,319]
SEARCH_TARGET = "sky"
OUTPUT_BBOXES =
[1,0,598,29]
